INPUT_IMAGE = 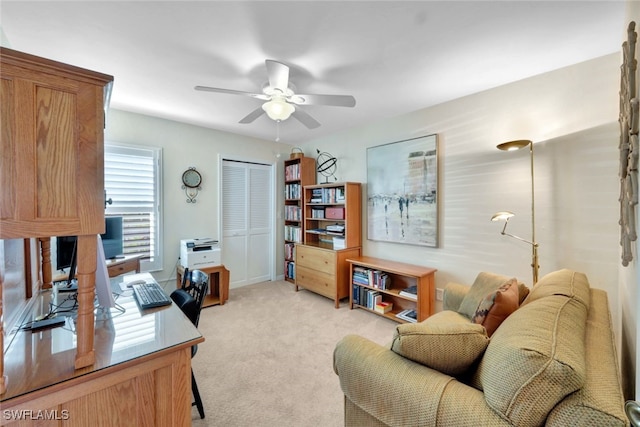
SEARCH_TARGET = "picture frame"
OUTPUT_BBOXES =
[366,134,438,247]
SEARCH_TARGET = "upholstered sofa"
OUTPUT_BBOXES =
[333,269,627,426]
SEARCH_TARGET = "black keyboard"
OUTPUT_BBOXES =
[132,282,172,309]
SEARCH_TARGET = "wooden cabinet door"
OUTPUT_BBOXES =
[0,48,112,239]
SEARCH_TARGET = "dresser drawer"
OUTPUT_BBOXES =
[296,245,336,272]
[296,265,336,298]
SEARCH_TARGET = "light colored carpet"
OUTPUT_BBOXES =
[190,280,397,426]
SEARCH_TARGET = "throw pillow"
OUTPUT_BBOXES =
[391,321,489,376]
[458,272,514,320]
[471,278,519,336]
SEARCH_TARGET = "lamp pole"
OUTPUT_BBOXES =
[528,141,539,284]
[496,139,539,285]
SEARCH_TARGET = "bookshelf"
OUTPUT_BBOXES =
[346,256,436,323]
[296,182,362,307]
[284,156,316,283]
[302,182,361,249]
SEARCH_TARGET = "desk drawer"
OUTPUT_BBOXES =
[296,245,336,271]
[296,266,336,298]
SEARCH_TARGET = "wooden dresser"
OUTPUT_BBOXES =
[295,182,362,307]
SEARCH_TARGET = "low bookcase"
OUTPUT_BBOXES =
[346,256,437,323]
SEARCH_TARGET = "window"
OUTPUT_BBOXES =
[104,143,162,272]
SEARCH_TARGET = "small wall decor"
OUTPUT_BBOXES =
[182,166,202,203]
[367,134,438,247]
[619,21,639,266]
[316,149,337,183]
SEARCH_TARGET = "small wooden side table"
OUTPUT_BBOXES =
[177,264,230,307]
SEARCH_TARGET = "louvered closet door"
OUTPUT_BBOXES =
[222,160,273,287]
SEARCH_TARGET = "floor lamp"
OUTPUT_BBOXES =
[491,139,539,285]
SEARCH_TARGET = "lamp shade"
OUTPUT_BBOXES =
[491,211,515,222]
[262,97,295,121]
[497,139,532,151]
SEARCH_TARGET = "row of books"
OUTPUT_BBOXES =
[284,225,302,242]
[284,205,302,221]
[284,243,295,261]
[285,183,302,200]
[310,207,325,218]
[352,266,391,290]
[285,163,302,181]
[309,187,345,204]
[353,284,383,309]
[285,260,295,279]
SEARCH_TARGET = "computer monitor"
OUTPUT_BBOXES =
[102,216,124,259]
[56,216,124,271]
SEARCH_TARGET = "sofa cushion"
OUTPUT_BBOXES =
[475,293,588,427]
[522,268,590,309]
[391,313,489,376]
[471,278,519,336]
[458,272,514,319]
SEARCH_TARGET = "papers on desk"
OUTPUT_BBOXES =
[119,272,156,292]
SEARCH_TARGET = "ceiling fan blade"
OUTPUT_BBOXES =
[290,93,356,107]
[239,107,265,124]
[194,86,269,100]
[265,60,289,92]
[291,109,321,129]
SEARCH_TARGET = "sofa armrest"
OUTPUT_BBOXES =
[334,335,508,426]
[333,335,454,425]
[443,282,470,312]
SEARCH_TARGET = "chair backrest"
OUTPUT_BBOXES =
[170,289,199,325]
[180,269,209,327]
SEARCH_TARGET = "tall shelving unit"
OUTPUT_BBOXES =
[283,156,316,283]
[295,182,362,307]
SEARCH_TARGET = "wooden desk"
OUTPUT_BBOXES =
[105,254,142,278]
[1,274,203,426]
[177,264,229,307]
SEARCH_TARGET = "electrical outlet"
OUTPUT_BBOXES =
[436,288,444,301]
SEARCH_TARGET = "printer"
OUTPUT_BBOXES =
[180,238,221,269]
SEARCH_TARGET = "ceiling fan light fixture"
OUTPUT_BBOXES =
[262,97,295,121]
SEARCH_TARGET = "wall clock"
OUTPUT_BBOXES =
[182,167,202,203]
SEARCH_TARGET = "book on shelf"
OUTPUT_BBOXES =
[285,260,295,279]
[326,224,345,232]
[395,309,418,323]
[332,236,345,249]
[374,301,393,314]
[284,243,296,261]
[399,285,418,300]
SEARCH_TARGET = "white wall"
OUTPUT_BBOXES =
[104,110,291,285]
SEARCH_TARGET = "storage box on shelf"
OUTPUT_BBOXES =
[347,256,436,323]
[295,182,362,307]
[283,156,316,283]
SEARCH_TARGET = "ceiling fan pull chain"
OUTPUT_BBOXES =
[275,119,281,142]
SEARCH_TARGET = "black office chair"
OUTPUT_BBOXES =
[171,268,209,419]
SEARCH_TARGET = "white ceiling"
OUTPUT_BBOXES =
[0,1,626,144]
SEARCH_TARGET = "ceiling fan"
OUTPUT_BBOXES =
[194,60,356,129]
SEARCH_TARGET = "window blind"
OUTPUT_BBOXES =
[104,143,162,272]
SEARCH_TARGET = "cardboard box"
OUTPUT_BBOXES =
[325,207,344,219]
